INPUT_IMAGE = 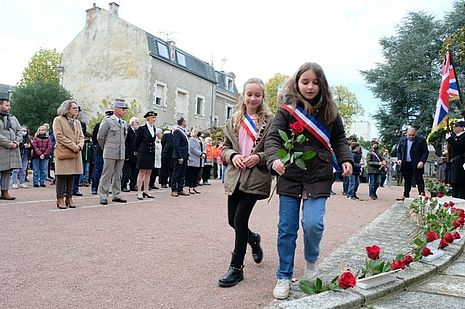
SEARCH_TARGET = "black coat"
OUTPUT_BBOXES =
[397,135,428,173]
[447,132,465,184]
[172,127,189,159]
[161,132,174,160]
[265,103,353,198]
[135,124,156,169]
[125,126,138,163]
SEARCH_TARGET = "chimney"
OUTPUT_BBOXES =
[109,2,119,16]
[85,3,98,28]
[167,40,176,61]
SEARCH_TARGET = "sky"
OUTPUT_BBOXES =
[0,0,455,137]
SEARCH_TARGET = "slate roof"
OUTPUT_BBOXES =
[215,71,238,95]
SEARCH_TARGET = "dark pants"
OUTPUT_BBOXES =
[171,158,187,192]
[149,168,160,188]
[56,175,75,198]
[227,186,259,266]
[213,162,218,179]
[202,165,212,183]
[122,161,138,190]
[159,157,172,186]
[187,166,201,188]
[92,148,104,193]
[73,174,80,194]
[402,162,425,197]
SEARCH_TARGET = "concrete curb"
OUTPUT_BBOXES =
[266,198,465,309]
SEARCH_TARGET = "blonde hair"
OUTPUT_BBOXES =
[232,78,271,134]
[282,62,338,125]
[57,100,77,116]
[190,127,201,137]
[34,125,47,137]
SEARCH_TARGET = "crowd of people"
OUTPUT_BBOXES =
[1,60,465,301]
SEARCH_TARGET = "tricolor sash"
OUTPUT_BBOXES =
[281,104,339,171]
[242,114,258,142]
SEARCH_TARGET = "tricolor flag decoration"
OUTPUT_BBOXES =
[432,50,460,132]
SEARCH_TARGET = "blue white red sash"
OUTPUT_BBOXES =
[281,104,339,171]
[242,114,257,142]
[175,126,188,141]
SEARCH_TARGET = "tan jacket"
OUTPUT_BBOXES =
[52,116,84,175]
[222,114,273,200]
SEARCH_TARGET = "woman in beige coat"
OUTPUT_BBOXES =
[52,100,84,209]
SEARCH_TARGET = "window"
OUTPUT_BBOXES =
[176,89,188,115]
[195,96,205,116]
[157,41,169,59]
[176,51,186,67]
[154,82,166,107]
[226,105,233,120]
[227,78,234,91]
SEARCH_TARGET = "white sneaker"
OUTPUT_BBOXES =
[20,183,28,188]
[302,263,318,281]
[12,184,19,189]
[273,279,291,299]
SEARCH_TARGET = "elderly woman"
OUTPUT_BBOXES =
[134,111,157,199]
[52,100,84,209]
[187,127,205,194]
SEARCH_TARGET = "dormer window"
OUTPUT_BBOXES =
[226,76,234,91]
[176,51,186,67]
[157,41,169,59]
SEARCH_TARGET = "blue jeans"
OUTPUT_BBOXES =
[92,149,104,193]
[368,173,382,197]
[32,158,49,185]
[347,175,359,197]
[276,195,326,280]
[12,155,29,184]
[80,161,90,183]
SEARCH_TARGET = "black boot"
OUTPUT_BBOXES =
[248,232,263,264]
[218,253,244,287]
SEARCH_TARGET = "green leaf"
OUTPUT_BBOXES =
[276,149,287,159]
[278,129,289,142]
[299,281,317,295]
[315,278,323,291]
[413,238,425,247]
[280,153,290,164]
[293,151,303,158]
[296,134,307,143]
[284,140,293,150]
[302,150,316,160]
[295,158,306,170]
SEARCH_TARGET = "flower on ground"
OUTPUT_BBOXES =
[439,239,449,249]
[402,255,414,266]
[391,260,406,270]
[437,192,444,198]
[338,271,356,289]
[425,231,439,242]
[366,245,381,260]
[444,232,455,243]
[453,232,461,240]
[421,247,433,256]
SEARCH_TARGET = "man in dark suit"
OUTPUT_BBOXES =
[447,120,465,198]
[122,117,139,192]
[396,127,429,200]
[170,117,189,197]
[160,129,174,188]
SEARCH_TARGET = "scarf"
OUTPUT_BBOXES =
[0,111,12,130]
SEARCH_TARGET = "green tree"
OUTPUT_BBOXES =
[331,85,364,133]
[361,12,443,150]
[87,99,141,132]
[19,48,63,86]
[11,81,72,131]
[265,73,289,113]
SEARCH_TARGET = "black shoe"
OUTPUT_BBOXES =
[40,184,46,187]
[130,187,138,192]
[91,191,97,195]
[112,197,127,203]
[100,197,108,205]
[249,233,263,264]
[142,192,154,198]
[34,184,39,188]
[72,192,83,196]
[161,184,168,188]
[218,266,244,287]
[122,188,130,192]
[203,182,211,186]
[353,195,360,200]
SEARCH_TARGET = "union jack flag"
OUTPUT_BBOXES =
[432,50,460,132]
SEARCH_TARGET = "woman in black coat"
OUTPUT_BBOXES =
[135,111,157,200]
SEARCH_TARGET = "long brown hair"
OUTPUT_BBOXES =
[282,62,338,124]
[232,78,271,134]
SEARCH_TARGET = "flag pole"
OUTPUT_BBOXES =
[448,49,465,117]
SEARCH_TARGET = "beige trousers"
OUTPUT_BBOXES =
[98,158,124,199]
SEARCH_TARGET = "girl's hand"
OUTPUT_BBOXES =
[243,154,260,168]
[232,154,246,169]
[272,159,285,175]
[341,162,353,177]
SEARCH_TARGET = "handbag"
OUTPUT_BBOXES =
[56,144,79,160]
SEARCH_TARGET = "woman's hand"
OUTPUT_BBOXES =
[341,162,353,177]
[243,154,260,168]
[272,159,285,175]
[232,154,246,169]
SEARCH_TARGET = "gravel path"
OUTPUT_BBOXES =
[0,179,403,308]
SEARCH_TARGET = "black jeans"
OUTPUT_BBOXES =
[187,166,200,188]
[227,186,259,265]
[402,162,425,197]
[159,157,172,186]
[56,175,75,198]
[171,158,187,192]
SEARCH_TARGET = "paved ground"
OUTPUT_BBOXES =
[0,179,404,308]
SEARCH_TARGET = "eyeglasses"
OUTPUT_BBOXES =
[70,107,79,110]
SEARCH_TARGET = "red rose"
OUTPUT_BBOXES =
[420,192,425,196]
[289,122,304,134]
[366,245,381,260]
[444,233,455,243]
[444,202,450,208]
[453,232,461,240]
[338,271,356,289]
[453,208,464,216]
[437,192,444,198]
[391,260,406,270]
[439,239,449,249]
[424,196,429,201]
[452,220,462,229]
[449,201,456,207]
[402,255,414,266]
[425,231,439,242]
[421,247,433,256]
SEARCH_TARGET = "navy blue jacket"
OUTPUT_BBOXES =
[397,135,428,169]
[172,127,189,159]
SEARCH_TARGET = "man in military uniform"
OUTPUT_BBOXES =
[447,120,465,199]
[97,100,128,205]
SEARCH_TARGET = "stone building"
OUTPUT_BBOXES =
[61,2,238,130]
